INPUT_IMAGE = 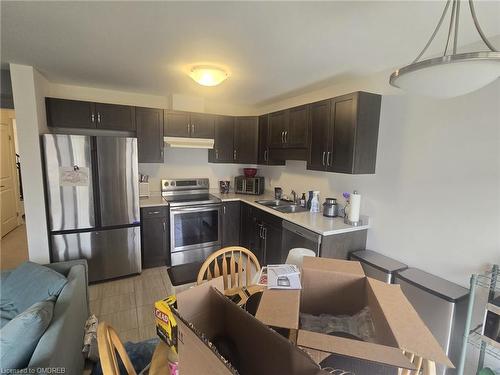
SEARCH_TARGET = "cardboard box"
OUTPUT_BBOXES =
[173,277,329,375]
[256,257,454,371]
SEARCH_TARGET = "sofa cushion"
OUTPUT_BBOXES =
[0,298,55,370]
[1,262,67,317]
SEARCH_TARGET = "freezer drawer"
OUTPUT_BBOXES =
[96,137,140,227]
[42,134,95,231]
[51,226,141,282]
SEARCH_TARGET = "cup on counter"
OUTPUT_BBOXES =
[219,180,230,194]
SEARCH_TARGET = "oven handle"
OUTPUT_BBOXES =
[170,204,222,213]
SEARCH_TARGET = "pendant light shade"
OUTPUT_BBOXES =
[189,65,229,87]
[390,0,500,98]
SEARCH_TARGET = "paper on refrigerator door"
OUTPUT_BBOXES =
[59,166,90,186]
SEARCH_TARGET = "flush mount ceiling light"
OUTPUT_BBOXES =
[189,65,229,87]
[390,0,500,98]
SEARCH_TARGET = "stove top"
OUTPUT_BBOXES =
[161,178,221,207]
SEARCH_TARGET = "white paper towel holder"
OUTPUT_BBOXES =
[344,190,362,226]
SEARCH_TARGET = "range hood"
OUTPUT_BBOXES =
[164,136,214,149]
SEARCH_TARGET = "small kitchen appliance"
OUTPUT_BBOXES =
[323,198,339,217]
[219,180,230,194]
[234,176,265,195]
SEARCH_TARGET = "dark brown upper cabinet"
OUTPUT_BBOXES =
[234,116,258,164]
[257,115,285,165]
[307,91,381,174]
[136,107,164,163]
[268,105,309,150]
[164,110,214,139]
[94,103,135,131]
[209,115,234,163]
[268,110,288,149]
[46,98,136,131]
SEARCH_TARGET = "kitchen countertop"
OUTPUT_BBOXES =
[139,195,168,208]
[211,191,370,236]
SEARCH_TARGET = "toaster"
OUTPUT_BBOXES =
[234,176,265,195]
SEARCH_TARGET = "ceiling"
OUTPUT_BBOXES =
[1,1,499,108]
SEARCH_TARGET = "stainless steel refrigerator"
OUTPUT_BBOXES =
[42,134,141,282]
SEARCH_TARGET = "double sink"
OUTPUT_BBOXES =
[255,199,309,214]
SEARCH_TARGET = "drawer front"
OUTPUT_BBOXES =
[141,206,168,218]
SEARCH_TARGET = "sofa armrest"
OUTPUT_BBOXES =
[28,262,90,374]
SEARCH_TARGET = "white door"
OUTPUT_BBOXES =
[0,110,19,237]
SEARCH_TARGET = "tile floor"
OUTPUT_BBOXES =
[1,224,29,270]
[89,266,195,343]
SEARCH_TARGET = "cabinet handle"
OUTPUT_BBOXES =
[264,149,268,162]
[187,123,190,134]
[149,211,160,215]
[233,149,237,160]
[223,206,226,215]
[322,151,326,166]
[97,112,101,123]
[162,222,166,232]
[215,149,219,160]
[281,131,284,143]
[91,113,95,123]
[192,123,195,135]
[326,151,331,166]
[262,227,267,240]
[284,131,288,143]
[258,225,263,238]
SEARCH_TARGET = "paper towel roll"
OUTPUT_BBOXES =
[349,192,361,222]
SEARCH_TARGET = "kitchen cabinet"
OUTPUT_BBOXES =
[164,110,214,139]
[46,98,95,129]
[46,98,136,131]
[257,115,285,166]
[209,115,234,163]
[239,203,282,266]
[140,206,169,268]
[307,91,381,174]
[233,116,258,164]
[268,105,309,150]
[222,201,241,246]
[268,110,288,149]
[94,103,136,131]
[136,107,164,163]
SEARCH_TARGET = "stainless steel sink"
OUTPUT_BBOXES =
[254,199,292,207]
[273,205,308,213]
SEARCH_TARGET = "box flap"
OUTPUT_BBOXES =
[255,289,300,329]
[367,278,454,368]
[302,257,365,276]
[176,277,224,319]
[297,330,416,370]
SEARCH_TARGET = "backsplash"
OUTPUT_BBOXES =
[138,147,254,194]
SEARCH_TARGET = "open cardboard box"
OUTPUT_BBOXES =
[255,257,454,371]
[173,277,329,375]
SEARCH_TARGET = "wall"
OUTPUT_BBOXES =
[9,64,51,263]
[259,79,500,288]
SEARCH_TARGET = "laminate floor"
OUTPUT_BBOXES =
[89,267,195,343]
[0,224,28,270]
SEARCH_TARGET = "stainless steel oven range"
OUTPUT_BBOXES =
[161,178,222,266]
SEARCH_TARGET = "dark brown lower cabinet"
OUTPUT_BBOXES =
[141,206,169,268]
[222,201,240,247]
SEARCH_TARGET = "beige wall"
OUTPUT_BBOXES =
[10,64,50,263]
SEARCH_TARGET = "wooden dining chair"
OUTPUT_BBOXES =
[97,321,150,375]
[399,351,437,375]
[197,246,261,292]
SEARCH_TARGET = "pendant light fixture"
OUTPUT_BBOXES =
[390,0,500,98]
[189,65,229,87]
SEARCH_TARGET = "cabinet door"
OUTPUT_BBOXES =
[136,107,164,163]
[222,201,241,246]
[95,103,135,131]
[210,115,234,163]
[190,113,214,139]
[287,105,309,148]
[46,98,96,129]
[240,203,263,262]
[141,216,169,268]
[262,221,283,266]
[268,110,288,148]
[234,116,258,164]
[329,95,356,174]
[164,110,190,137]
[307,99,331,171]
[258,115,285,165]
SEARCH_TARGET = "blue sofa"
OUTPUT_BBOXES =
[1,260,90,374]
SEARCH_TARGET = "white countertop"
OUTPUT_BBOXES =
[210,191,370,236]
[139,195,168,208]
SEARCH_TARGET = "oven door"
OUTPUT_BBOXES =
[170,203,222,265]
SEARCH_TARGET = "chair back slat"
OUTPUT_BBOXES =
[230,252,236,288]
[97,322,138,375]
[197,246,261,291]
[399,351,436,375]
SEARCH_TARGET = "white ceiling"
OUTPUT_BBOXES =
[1,1,499,107]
